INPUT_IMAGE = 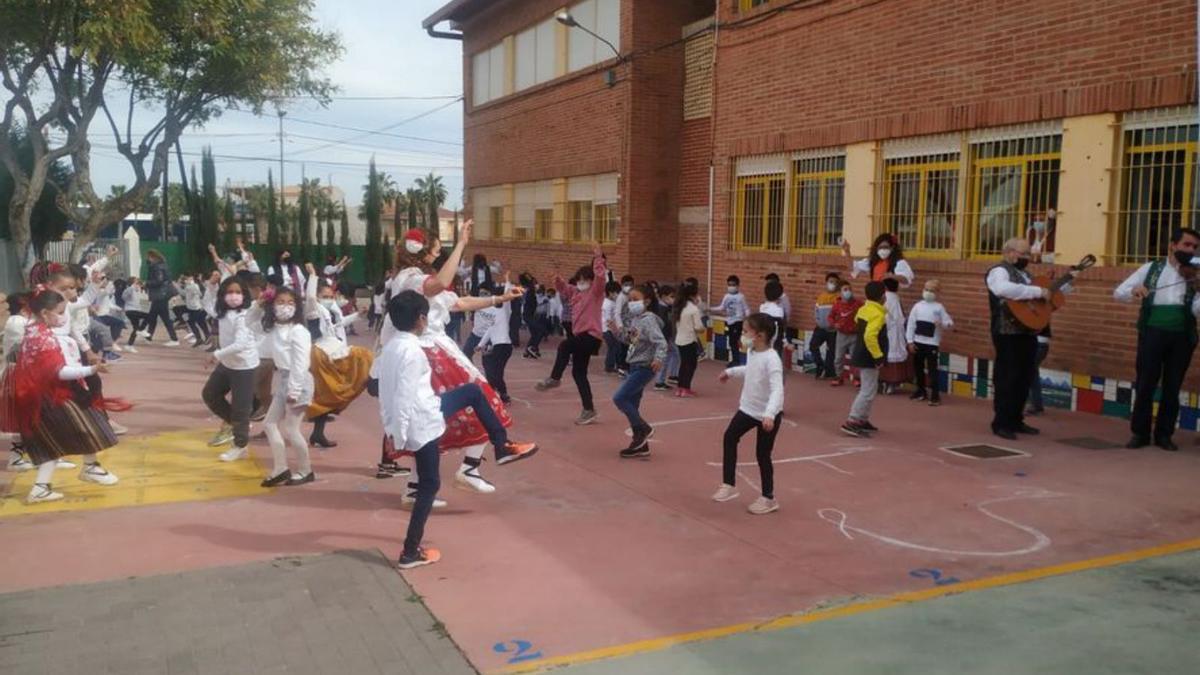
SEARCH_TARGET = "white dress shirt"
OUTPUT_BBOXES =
[265,322,314,402]
[378,331,444,452]
[1114,261,1200,315]
[986,266,1045,301]
[852,257,916,288]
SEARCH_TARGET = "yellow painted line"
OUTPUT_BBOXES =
[0,429,268,516]
[499,537,1200,674]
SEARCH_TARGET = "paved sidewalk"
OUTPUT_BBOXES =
[0,550,474,675]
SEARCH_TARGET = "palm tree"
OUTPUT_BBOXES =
[416,172,447,237]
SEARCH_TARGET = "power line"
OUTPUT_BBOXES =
[288,97,464,156]
[283,133,461,160]
[281,94,462,101]
[226,108,463,147]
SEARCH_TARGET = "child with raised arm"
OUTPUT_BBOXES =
[612,284,667,458]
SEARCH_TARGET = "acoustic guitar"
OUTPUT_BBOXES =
[1006,254,1097,332]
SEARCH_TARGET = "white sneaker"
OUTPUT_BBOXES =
[109,420,129,436]
[124,345,139,354]
[163,340,181,347]
[401,490,447,510]
[6,452,33,472]
[26,483,64,504]
[79,462,119,485]
[184,334,196,343]
[137,330,150,339]
[454,464,496,494]
[711,484,740,502]
[219,445,248,462]
[747,496,779,515]
[55,459,77,469]
[111,343,124,353]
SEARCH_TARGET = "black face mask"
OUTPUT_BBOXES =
[1174,250,1194,267]
[1013,257,1030,271]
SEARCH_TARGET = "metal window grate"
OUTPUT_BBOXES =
[733,174,787,251]
[1114,120,1199,266]
[488,206,504,240]
[595,203,618,243]
[568,200,593,242]
[966,134,1061,257]
[534,208,553,242]
[880,153,960,254]
[792,155,845,251]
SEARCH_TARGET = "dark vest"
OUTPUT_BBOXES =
[1136,259,1198,346]
[986,263,1036,336]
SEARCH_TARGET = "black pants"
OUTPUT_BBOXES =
[202,364,256,448]
[1132,327,1196,442]
[562,321,573,338]
[913,343,941,400]
[482,344,513,398]
[809,327,837,377]
[677,342,700,389]
[146,298,179,341]
[527,316,549,353]
[550,332,602,411]
[726,320,744,365]
[991,333,1037,432]
[187,309,211,342]
[723,411,781,499]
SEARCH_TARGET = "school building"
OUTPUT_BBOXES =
[424,0,1200,425]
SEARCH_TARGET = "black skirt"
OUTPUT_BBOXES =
[24,384,118,465]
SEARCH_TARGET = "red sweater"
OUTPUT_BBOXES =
[831,297,864,335]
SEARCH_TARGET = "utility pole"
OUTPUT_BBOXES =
[277,109,287,213]
[162,149,170,241]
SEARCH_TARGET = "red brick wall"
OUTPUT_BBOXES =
[679,117,712,207]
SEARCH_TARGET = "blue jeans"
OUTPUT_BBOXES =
[462,333,483,363]
[439,382,508,452]
[403,437,441,557]
[612,365,656,431]
[657,343,680,384]
[603,331,624,371]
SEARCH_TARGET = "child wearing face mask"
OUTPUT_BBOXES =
[653,285,679,390]
[810,272,842,379]
[1,289,127,504]
[182,273,211,348]
[714,312,784,515]
[711,275,750,366]
[829,280,863,387]
[906,279,954,406]
[611,285,667,458]
[602,281,624,374]
[477,281,515,404]
[259,287,316,487]
[302,263,371,449]
[202,277,262,462]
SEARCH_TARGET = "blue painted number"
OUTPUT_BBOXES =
[909,567,960,586]
[494,640,543,664]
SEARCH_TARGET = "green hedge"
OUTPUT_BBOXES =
[138,241,373,286]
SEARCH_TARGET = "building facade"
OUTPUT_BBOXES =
[425,0,1200,422]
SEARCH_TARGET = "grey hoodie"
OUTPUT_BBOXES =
[621,310,668,367]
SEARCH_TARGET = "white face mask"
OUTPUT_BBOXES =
[841,290,853,301]
[319,298,336,310]
[740,335,754,351]
[922,291,936,302]
[49,311,68,328]
[622,284,633,293]
[628,300,645,315]
[727,286,739,294]
[274,304,296,321]
[826,282,838,292]
[877,248,893,260]
[404,240,424,255]
[576,281,591,292]
[224,293,244,308]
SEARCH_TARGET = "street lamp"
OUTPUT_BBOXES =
[556,11,623,86]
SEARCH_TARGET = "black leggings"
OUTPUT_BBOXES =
[677,342,700,389]
[145,298,179,341]
[482,344,514,398]
[723,410,781,499]
[187,309,211,342]
[550,332,602,411]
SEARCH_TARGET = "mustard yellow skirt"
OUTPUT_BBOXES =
[306,346,373,420]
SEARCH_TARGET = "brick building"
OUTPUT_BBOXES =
[424,0,1200,423]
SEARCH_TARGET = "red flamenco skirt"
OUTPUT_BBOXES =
[426,344,512,450]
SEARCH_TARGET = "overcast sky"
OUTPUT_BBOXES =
[86,0,465,210]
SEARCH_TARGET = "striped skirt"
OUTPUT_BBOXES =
[24,388,119,465]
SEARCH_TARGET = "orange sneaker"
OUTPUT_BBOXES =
[397,547,441,570]
[496,441,539,466]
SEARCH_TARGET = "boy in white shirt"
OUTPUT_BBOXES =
[906,279,954,406]
[477,283,515,403]
[711,274,750,366]
[602,281,623,374]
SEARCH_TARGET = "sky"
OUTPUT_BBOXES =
[85,0,465,211]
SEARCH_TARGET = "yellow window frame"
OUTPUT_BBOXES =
[595,203,618,243]
[967,151,1060,259]
[534,208,553,242]
[488,206,504,240]
[739,0,768,12]
[734,174,784,251]
[882,160,960,258]
[568,200,594,242]
[1115,139,1198,265]
[790,169,844,252]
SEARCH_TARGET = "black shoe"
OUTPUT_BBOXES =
[500,395,512,404]
[859,421,879,433]
[1015,423,1040,435]
[250,408,268,422]
[910,391,927,401]
[654,382,672,391]
[1156,438,1179,452]
[993,426,1018,441]
[620,445,651,459]
[309,435,338,449]
[376,462,411,479]
[1126,435,1150,449]
[626,426,652,451]
[261,470,291,487]
[286,472,316,485]
[928,398,942,407]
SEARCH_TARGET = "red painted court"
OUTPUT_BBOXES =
[3,333,1200,673]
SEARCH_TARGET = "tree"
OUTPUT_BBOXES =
[186,148,219,271]
[221,189,236,253]
[0,127,71,257]
[379,232,391,283]
[324,198,337,263]
[298,177,316,261]
[363,158,383,282]
[339,199,350,259]
[406,187,422,230]
[416,172,447,235]
[0,1,341,275]
[266,171,279,248]
[314,190,325,255]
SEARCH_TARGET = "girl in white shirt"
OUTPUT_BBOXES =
[2,292,32,471]
[122,278,150,352]
[672,283,706,397]
[302,263,372,448]
[182,275,211,347]
[260,287,315,487]
[714,313,784,515]
[202,277,262,462]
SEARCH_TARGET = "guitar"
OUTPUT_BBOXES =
[1007,254,1097,331]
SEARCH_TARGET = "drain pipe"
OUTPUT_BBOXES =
[706,165,714,308]
[426,24,463,41]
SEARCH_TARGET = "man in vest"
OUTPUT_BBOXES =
[986,238,1053,440]
[1114,227,1200,451]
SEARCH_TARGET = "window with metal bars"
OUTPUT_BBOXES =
[739,0,768,11]
[488,206,504,240]
[881,153,960,254]
[791,155,845,251]
[534,208,553,242]
[966,134,1061,257]
[1114,122,1199,265]
[569,200,594,242]
[734,174,786,251]
[595,203,618,243]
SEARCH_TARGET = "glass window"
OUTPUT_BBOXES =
[734,174,786,251]
[569,200,594,242]
[881,153,960,253]
[1115,122,1199,265]
[535,208,553,241]
[791,155,845,250]
[595,203,618,243]
[967,134,1061,256]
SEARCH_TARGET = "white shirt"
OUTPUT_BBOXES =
[478,298,513,351]
[2,315,28,367]
[906,300,954,347]
[378,331,444,452]
[303,275,357,358]
[265,322,313,402]
[91,283,115,317]
[852,257,916,288]
[602,297,620,332]
[986,266,1045,301]
[725,348,785,419]
[183,282,203,311]
[675,302,704,346]
[884,291,907,363]
[213,308,261,371]
[53,324,97,380]
[202,281,219,318]
[713,292,750,323]
[778,292,792,323]
[759,301,785,319]
[1114,261,1200,315]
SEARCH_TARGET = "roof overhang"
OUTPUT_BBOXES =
[422,0,493,30]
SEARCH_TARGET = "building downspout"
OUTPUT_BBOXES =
[426,24,463,41]
[705,0,721,308]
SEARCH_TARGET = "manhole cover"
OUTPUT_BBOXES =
[940,444,1028,459]
[1057,437,1122,450]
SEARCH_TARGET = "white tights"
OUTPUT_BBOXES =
[33,453,98,485]
[264,395,311,476]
